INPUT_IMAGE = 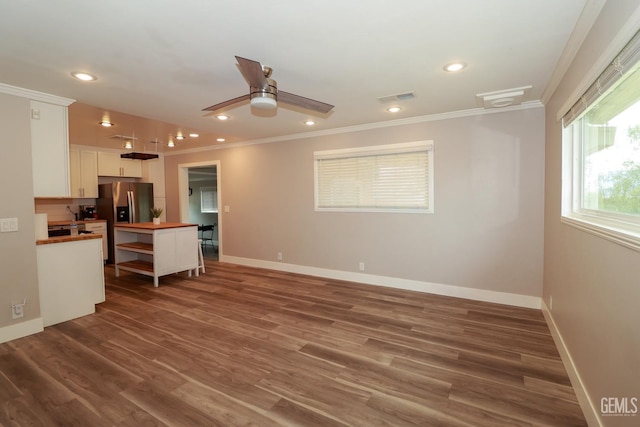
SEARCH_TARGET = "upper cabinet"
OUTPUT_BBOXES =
[31,100,72,197]
[97,151,142,178]
[70,149,98,198]
[142,155,165,198]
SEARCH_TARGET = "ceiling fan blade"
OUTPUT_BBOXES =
[235,56,268,88]
[278,91,334,114]
[202,94,250,112]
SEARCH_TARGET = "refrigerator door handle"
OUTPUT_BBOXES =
[127,191,135,223]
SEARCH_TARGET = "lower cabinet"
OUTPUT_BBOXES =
[37,237,105,327]
[84,221,108,261]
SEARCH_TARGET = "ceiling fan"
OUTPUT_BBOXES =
[202,56,334,114]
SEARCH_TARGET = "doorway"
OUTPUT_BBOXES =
[178,160,221,260]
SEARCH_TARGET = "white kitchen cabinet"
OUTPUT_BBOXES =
[31,100,71,197]
[70,149,98,198]
[97,151,142,177]
[142,155,165,197]
[114,223,198,287]
[37,237,105,327]
[84,220,108,261]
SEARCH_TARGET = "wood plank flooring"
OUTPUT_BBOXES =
[0,261,587,426]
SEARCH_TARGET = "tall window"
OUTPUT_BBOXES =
[314,141,434,213]
[562,29,640,250]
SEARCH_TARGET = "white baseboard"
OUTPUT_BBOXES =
[542,301,601,427]
[220,255,541,309]
[0,318,44,344]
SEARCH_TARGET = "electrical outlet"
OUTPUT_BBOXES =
[12,303,24,319]
[359,262,365,271]
[277,252,283,261]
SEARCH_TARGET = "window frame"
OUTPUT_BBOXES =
[562,106,640,252]
[313,140,434,214]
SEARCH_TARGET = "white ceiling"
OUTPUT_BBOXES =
[0,1,591,152]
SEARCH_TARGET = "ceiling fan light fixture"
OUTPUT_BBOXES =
[250,93,277,110]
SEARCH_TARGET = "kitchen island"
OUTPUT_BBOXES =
[114,222,198,287]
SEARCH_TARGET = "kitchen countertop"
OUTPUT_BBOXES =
[37,233,103,245]
[115,222,197,230]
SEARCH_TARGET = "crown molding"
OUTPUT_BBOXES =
[541,0,606,105]
[165,101,544,157]
[0,83,75,106]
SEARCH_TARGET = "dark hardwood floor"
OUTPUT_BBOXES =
[0,260,587,426]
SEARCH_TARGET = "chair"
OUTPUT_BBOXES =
[201,224,217,253]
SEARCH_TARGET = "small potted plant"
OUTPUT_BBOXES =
[150,207,163,225]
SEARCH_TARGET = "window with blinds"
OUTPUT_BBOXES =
[561,28,640,251]
[314,141,434,213]
[200,187,218,213]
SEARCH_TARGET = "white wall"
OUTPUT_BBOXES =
[0,93,42,342]
[543,1,640,425]
[165,106,545,306]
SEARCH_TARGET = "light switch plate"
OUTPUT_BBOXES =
[0,218,18,232]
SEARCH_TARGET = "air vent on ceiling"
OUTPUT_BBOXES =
[377,91,415,103]
[476,86,532,109]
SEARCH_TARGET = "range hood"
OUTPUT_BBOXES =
[120,152,159,160]
[110,134,159,160]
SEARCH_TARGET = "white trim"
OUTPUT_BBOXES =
[0,83,75,106]
[0,318,44,344]
[541,301,602,427]
[556,4,640,121]
[165,101,544,157]
[561,216,640,252]
[541,0,606,105]
[221,255,542,309]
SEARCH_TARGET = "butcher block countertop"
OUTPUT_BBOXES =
[37,234,102,245]
[115,222,197,230]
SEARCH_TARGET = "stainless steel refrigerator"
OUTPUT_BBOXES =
[97,182,154,263]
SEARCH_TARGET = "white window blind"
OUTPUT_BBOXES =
[563,29,640,126]
[314,141,433,213]
[200,187,218,213]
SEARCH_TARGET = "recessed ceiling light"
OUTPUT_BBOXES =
[216,138,226,142]
[386,106,401,113]
[99,121,114,127]
[216,114,229,121]
[71,71,97,81]
[176,134,185,140]
[443,62,466,72]
[167,139,175,148]
[305,120,316,126]
[189,133,199,138]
